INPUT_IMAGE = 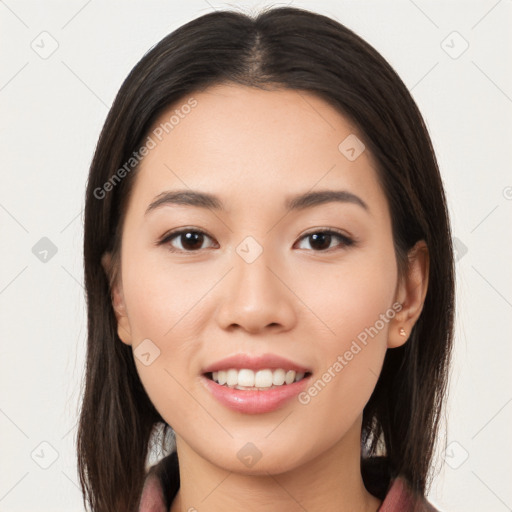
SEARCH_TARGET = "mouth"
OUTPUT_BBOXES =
[204,368,312,391]
[200,353,313,413]
[201,369,312,414]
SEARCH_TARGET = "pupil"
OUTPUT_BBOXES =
[182,232,202,250]
[310,233,330,250]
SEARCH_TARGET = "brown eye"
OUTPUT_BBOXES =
[161,229,216,252]
[296,230,354,252]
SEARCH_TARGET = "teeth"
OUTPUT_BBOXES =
[285,370,295,385]
[272,369,286,386]
[210,368,307,389]
[226,369,238,386]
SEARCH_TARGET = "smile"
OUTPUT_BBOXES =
[201,371,312,414]
[207,368,310,390]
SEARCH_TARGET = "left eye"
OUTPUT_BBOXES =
[295,230,354,251]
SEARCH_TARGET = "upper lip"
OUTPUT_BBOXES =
[202,353,311,374]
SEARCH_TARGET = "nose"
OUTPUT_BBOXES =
[215,245,297,334]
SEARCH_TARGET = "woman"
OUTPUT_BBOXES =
[77,6,454,511]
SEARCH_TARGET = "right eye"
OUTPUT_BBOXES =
[160,229,218,253]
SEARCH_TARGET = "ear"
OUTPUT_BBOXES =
[101,252,133,346]
[388,240,429,348]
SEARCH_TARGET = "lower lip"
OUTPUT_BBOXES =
[201,374,311,414]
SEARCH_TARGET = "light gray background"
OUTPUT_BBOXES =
[1,1,511,511]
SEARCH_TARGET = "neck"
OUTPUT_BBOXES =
[169,418,382,512]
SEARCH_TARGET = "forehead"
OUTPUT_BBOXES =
[129,83,387,218]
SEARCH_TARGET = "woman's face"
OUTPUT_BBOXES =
[111,83,407,474]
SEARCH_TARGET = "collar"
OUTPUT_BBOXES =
[138,453,438,512]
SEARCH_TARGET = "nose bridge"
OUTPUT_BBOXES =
[234,237,275,298]
[215,235,296,332]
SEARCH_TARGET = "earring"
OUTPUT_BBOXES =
[399,327,406,337]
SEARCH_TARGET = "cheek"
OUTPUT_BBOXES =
[120,249,215,421]
[295,248,396,418]
[302,248,397,348]
[121,244,208,343]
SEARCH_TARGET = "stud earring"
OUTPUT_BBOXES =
[399,327,406,337]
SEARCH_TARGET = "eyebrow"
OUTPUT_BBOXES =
[145,189,369,215]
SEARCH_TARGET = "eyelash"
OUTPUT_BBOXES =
[158,227,356,254]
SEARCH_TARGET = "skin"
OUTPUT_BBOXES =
[105,83,429,512]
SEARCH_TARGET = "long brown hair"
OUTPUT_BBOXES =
[78,6,455,511]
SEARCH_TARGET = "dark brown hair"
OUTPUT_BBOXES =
[78,6,454,511]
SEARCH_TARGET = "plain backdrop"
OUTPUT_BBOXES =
[1,1,511,511]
